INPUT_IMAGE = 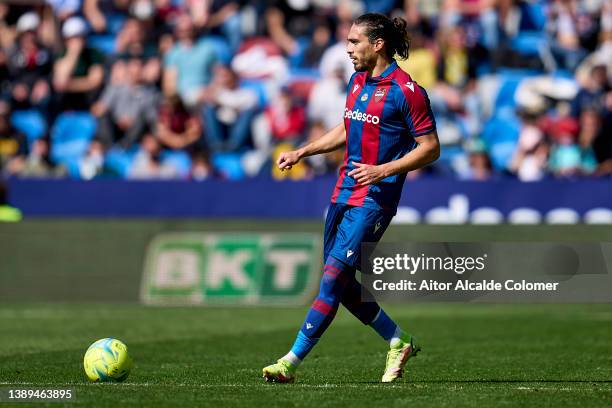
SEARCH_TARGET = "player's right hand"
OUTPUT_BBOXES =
[277,150,301,171]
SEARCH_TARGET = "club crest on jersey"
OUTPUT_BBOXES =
[360,93,368,101]
[374,88,386,102]
[352,84,360,94]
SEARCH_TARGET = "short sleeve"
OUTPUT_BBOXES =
[397,84,436,137]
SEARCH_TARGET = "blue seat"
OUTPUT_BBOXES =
[520,2,547,31]
[200,36,232,64]
[51,112,97,142]
[212,152,244,180]
[50,112,97,172]
[240,79,268,108]
[88,34,116,55]
[481,115,520,170]
[160,150,192,178]
[105,147,137,178]
[10,110,47,146]
[510,31,546,56]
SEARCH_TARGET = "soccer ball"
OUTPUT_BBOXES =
[83,338,133,382]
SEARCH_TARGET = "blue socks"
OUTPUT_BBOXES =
[283,256,404,367]
[369,308,400,343]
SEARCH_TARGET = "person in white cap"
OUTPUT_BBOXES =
[52,16,104,112]
[8,12,53,113]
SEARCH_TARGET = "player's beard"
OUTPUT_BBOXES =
[351,59,366,72]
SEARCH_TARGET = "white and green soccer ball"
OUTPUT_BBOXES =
[83,338,133,382]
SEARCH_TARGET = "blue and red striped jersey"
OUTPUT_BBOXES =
[331,61,436,214]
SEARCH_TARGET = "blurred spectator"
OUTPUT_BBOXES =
[115,17,157,60]
[0,0,609,182]
[155,0,181,25]
[230,37,289,83]
[201,64,258,152]
[52,17,104,113]
[79,139,105,179]
[548,0,590,72]
[10,138,66,178]
[162,14,217,108]
[259,87,306,146]
[264,0,315,60]
[308,64,347,131]
[46,0,81,22]
[396,29,436,89]
[571,64,609,117]
[459,139,493,181]
[302,19,332,68]
[511,110,548,182]
[129,135,178,179]
[156,94,203,151]
[319,21,353,83]
[7,12,53,114]
[200,0,242,52]
[0,100,27,174]
[190,149,213,181]
[83,0,131,33]
[91,57,159,149]
[591,93,612,175]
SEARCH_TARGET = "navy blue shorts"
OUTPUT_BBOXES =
[323,203,393,269]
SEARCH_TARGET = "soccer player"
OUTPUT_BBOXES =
[262,13,440,383]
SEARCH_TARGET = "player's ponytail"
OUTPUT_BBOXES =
[391,17,410,60]
[354,13,411,60]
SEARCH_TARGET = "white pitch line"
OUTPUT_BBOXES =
[0,382,404,389]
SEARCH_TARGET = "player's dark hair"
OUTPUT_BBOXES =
[354,13,410,60]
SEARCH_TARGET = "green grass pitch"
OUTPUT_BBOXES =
[1,303,611,407]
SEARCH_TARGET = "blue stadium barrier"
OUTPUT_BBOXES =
[11,110,47,146]
[6,178,611,221]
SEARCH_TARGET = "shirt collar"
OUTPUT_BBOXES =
[366,60,398,83]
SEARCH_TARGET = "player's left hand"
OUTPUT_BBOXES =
[348,162,387,185]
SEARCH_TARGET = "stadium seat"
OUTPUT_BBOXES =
[481,114,520,170]
[50,112,97,176]
[200,35,232,64]
[287,37,310,68]
[88,34,117,55]
[212,152,245,180]
[510,31,546,56]
[10,110,47,146]
[105,147,137,178]
[160,150,192,178]
[520,2,547,31]
[240,79,268,108]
